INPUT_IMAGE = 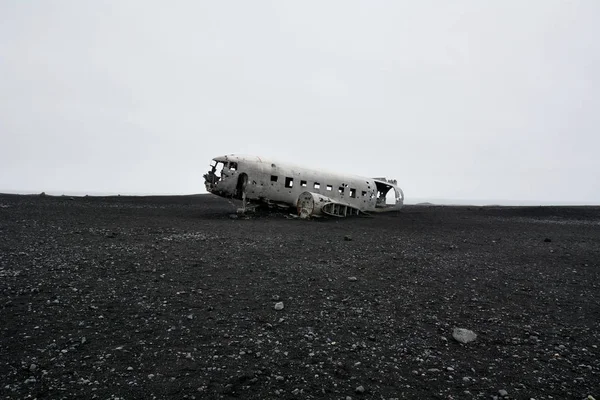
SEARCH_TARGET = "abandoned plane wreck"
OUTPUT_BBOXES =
[204,154,404,218]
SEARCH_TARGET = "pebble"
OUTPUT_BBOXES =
[452,328,477,344]
[29,363,37,372]
[355,385,365,393]
[499,389,508,397]
[274,302,284,311]
[348,276,358,282]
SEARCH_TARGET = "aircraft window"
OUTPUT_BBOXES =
[338,187,344,195]
[229,162,238,171]
[285,177,294,188]
[300,180,307,187]
[314,182,320,189]
[361,191,367,197]
[271,175,278,182]
[209,161,225,178]
[350,188,356,198]
[326,185,332,191]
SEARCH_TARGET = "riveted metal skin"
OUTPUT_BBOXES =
[204,154,404,218]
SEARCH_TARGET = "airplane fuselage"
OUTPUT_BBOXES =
[204,154,403,217]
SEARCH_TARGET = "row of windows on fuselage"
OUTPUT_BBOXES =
[270,175,371,199]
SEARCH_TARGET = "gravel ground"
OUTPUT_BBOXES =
[1,194,599,399]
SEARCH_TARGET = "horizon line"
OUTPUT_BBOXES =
[0,189,596,207]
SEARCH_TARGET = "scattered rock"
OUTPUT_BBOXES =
[2,194,598,399]
[452,328,477,344]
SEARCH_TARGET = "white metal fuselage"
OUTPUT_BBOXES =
[204,154,403,216]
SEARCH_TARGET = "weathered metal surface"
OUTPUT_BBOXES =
[204,154,404,217]
[296,191,332,218]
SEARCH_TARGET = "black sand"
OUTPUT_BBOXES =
[1,194,598,399]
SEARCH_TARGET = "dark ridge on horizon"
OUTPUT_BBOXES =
[0,192,597,208]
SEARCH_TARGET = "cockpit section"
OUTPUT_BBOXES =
[204,160,225,192]
[204,158,243,197]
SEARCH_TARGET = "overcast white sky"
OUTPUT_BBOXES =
[1,1,598,204]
